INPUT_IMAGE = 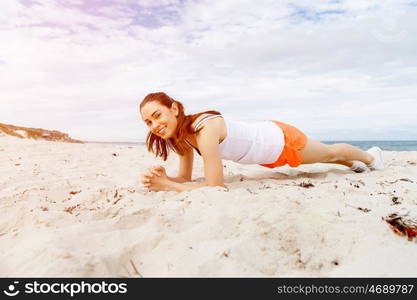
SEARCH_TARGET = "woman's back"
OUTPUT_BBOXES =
[187,113,285,164]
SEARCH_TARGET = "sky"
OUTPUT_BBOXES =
[0,0,416,142]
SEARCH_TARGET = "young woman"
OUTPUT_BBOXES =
[139,92,384,192]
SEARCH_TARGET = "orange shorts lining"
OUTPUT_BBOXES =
[259,121,307,168]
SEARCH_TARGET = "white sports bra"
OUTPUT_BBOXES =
[184,114,285,164]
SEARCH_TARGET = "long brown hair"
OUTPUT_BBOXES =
[139,92,221,161]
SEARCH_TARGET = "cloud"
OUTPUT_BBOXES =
[0,0,416,141]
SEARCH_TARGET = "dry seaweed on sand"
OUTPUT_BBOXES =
[384,213,417,241]
[346,204,371,213]
[297,182,315,188]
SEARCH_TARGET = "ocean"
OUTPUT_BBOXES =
[322,141,417,151]
[89,140,417,151]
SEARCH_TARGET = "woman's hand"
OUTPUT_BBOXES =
[141,166,172,191]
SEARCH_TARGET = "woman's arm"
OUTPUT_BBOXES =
[142,119,224,192]
[164,146,194,183]
[167,176,189,183]
[177,146,194,181]
[166,181,211,192]
[170,120,224,191]
[196,122,225,187]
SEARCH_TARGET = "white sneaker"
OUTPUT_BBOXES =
[366,146,384,170]
[350,160,369,173]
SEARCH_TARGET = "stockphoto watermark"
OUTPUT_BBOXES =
[2,280,128,297]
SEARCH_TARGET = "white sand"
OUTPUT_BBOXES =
[0,136,416,277]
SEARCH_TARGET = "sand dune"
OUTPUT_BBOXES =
[0,123,82,143]
[0,136,416,277]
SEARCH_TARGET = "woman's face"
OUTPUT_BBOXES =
[141,101,179,139]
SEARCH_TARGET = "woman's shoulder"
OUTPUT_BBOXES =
[191,112,223,132]
[186,112,227,146]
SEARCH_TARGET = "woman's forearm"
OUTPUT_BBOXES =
[167,176,189,183]
[167,181,209,192]
[166,180,227,193]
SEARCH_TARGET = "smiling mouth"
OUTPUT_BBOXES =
[157,127,166,135]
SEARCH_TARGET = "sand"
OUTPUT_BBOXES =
[0,136,416,277]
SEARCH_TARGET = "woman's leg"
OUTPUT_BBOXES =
[332,160,354,168]
[299,139,373,166]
